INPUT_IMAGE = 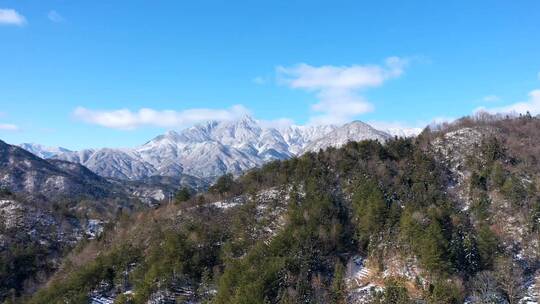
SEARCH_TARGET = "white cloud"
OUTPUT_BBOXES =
[73,105,251,130]
[277,57,408,125]
[0,8,26,26]
[482,95,500,102]
[0,123,19,131]
[47,10,64,23]
[478,89,540,116]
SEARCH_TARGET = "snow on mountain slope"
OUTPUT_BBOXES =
[18,143,72,159]
[381,127,423,138]
[54,148,154,180]
[49,117,399,180]
[303,121,391,153]
[54,148,97,164]
[280,124,338,154]
[1,140,117,199]
[134,117,268,178]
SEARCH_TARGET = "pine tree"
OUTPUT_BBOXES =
[352,179,387,247]
[330,261,346,304]
[174,187,191,203]
[418,219,449,274]
[477,225,498,269]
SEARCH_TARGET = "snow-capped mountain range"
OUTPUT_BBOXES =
[19,116,419,180]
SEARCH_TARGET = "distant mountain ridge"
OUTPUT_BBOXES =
[19,116,417,180]
[303,120,391,153]
[18,143,72,159]
[1,140,116,200]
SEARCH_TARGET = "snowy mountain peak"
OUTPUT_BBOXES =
[49,117,410,180]
[303,120,391,153]
[164,130,180,137]
[236,114,258,125]
[344,120,374,129]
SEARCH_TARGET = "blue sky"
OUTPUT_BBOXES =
[1,0,539,149]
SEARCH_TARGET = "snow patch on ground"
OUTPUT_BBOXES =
[344,255,382,303]
[212,200,239,209]
[345,256,372,289]
[382,255,422,283]
[89,296,115,304]
[207,185,303,245]
[347,283,382,304]
[432,127,485,209]
[519,272,540,304]
[86,219,105,239]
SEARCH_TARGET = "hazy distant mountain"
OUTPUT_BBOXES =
[18,143,72,159]
[379,127,423,138]
[47,116,396,180]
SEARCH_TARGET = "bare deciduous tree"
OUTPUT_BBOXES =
[494,257,524,304]
[471,271,498,303]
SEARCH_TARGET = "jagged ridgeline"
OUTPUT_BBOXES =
[18,115,540,303]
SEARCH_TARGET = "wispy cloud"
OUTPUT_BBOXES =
[0,123,19,131]
[482,95,500,102]
[258,117,295,129]
[73,105,251,130]
[252,76,267,85]
[277,57,408,125]
[477,89,540,116]
[47,10,64,23]
[0,8,26,26]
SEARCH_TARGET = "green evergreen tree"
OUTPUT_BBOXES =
[490,162,506,188]
[418,219,449,274]
[352,179,387,247]
[477,225,498,269]
[371,279,411,304]
[331,261,346,304]
[428,280,462,304]
[175,187,192,203]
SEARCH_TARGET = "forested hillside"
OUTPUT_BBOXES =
[13,114,540,303]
